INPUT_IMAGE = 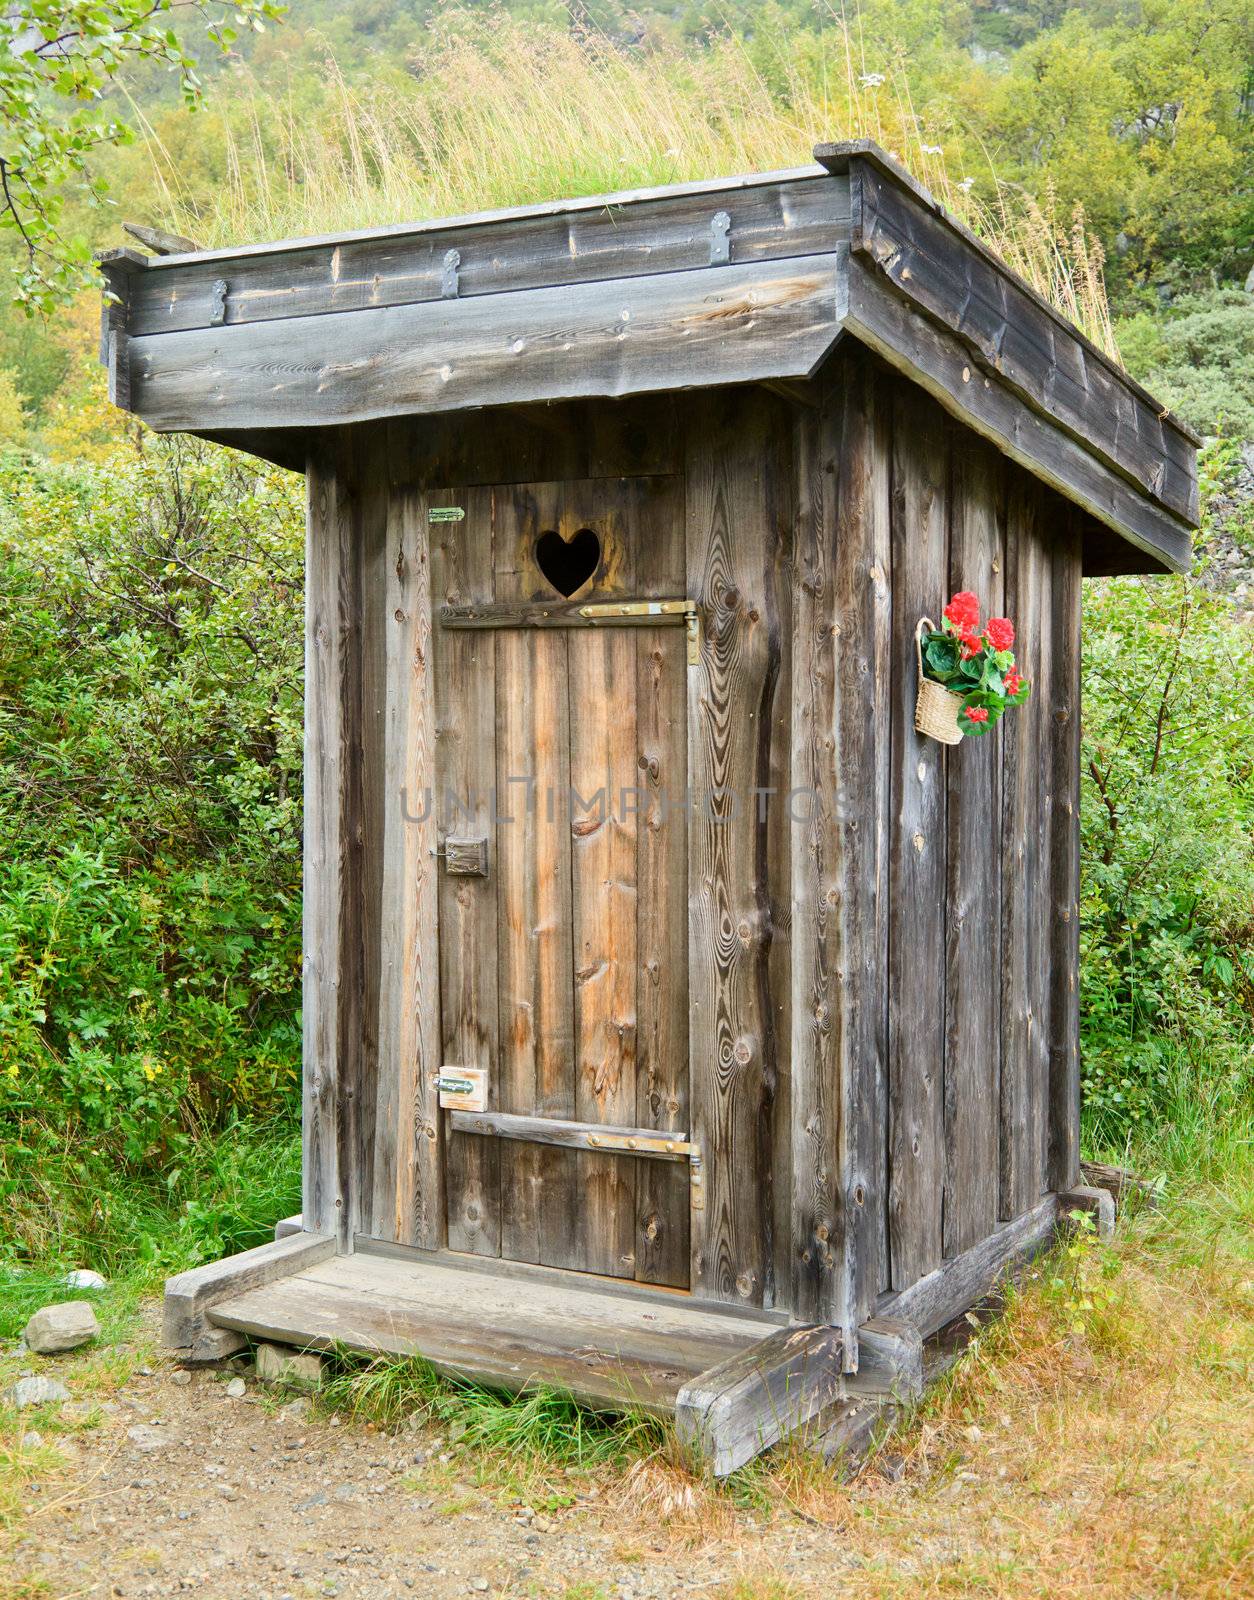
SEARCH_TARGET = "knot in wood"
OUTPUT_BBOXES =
[733,1038,753,1067]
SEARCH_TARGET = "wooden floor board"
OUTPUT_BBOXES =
[207,1250,779,1416]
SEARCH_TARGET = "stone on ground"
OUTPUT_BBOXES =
[255,1342,325,1391]
[188,1324,248,1363]
[23,1300,100,1354]
[5,1375,71,1408]
[62,1268,107,1289]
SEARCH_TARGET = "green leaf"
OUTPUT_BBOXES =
[922,633,961,682]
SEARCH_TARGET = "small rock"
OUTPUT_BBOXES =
[470,1581,489,1594]
[878,1452,907,1482]
[22,1302,100,1355]
[20,1431,43,1449]
[6,1376,70,1409]
[255,1343,324,1391]
[63,1268,107,1290]
[188,1326,248,1363]
[964,1424,983,1443]
[216,1484,240,1502]
[135,1365,154,1377]
[278,1397,311,1422]
[169,1370,192,1387]
[225,1377,247,1399]
[294,1492,328,1511]
[127,1423,178,1453]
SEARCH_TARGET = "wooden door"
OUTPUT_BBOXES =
[431,477,691,1286]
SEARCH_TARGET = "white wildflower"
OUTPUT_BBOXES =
[859,72,885,88]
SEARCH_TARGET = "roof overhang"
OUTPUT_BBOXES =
[99,143,1197,576]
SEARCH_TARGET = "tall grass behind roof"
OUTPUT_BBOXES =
[136,10,1117,358]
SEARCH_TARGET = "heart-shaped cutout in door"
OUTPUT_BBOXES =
[535,526,601,597]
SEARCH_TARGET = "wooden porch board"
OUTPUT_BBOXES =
[206,1249,780,1417]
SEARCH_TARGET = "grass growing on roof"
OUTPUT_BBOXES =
[134,10,1118,356]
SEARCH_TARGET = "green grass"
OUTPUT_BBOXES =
[318,1348,669,1471]
[0,1114,299,1303]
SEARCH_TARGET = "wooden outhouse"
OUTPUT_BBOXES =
[105,142,1198,1470]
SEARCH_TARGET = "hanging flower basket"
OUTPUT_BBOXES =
[914,591,1031,745]
[914,620,965,744]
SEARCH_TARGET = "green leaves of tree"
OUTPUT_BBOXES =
[0,1,285,313]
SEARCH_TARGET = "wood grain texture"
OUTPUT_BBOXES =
[676,1324,845,1477]
[570,620,640,1279]
[206,1245,781,1416]
[163,1233,334,1351]
[1048,514,1083,1191]
[686,391,790,1309]
[128,256,847,433]
[943,436,1005,1256]
[633,482,691,1287]
[127,174,850,335]
[450,1111,692,1158]
[877,1194,1060,1337]
[301,455,345,1242]
[432,486,501,1257]
[844,157,1197,524]
[886,384,949,1288]
[816,353,894,1334]
[370,484,442,1248]
[789,398,840,1330]
[496,623,576,1268]
[999,481,1050,1220]
[844,257,1193,576]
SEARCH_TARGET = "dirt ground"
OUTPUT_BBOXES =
[2,1230,1252,1600]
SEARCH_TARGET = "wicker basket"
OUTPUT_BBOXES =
[914,617,965,746]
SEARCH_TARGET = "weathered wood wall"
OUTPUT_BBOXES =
[812,348,1083,1321]
[301,360,1083,1326]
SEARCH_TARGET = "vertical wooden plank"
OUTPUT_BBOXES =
[569,624,639,1278]
[686,390,788,1308]
[302,453,345,1243]
[493,481,579,1270]
[370,479,443,1248]
[354,440,388,1245]
[887,383,949,1290]
[1030,518,1056,1201]
[1048,512,1083,1192]
[789,398,839,1332]
[634,480,690,1289]
[825,353,895,1337]
[999,475,1049,1219]
[943,438,1005,1257]
[432,486,500,1256]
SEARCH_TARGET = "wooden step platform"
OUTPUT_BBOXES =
[205,1244,786,1416]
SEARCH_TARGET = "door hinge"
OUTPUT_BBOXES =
[577,599,701,665]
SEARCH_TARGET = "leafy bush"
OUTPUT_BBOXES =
[1116,287,1254,442]
[0,440,305,1265]
[1080,472,1254,1149]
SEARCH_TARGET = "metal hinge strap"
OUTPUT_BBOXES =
[578,599,701,664]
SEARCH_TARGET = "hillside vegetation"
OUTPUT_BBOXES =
[0,0,1251,1284]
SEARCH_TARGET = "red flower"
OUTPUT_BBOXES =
[944,590,980,630]
[1004,667,1022,696]
[960,625,983,659]
[985,616,1015,651]
[965,706,990,724]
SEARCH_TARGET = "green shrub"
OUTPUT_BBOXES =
[0,440,305,1266]
[1116,288,1254,442]
[1080,467,1254,1151]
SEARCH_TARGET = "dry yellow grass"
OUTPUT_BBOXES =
[1,1200,1249,1596]
[133,11,1117,356]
